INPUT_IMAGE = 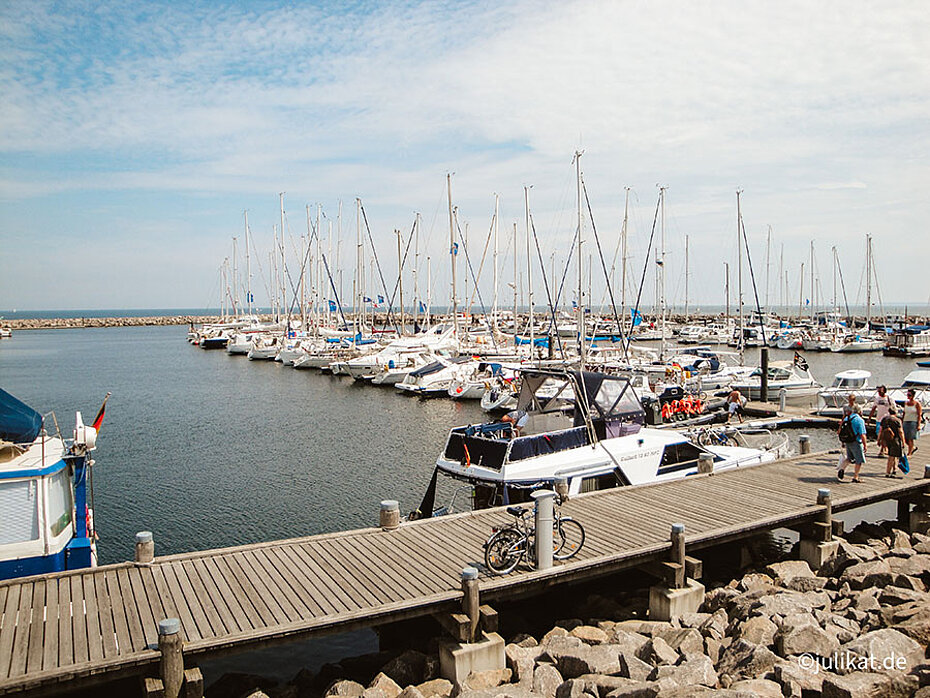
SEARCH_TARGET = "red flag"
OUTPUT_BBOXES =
[92,392,111,432]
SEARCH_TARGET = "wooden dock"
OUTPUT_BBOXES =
[1,450,929,695]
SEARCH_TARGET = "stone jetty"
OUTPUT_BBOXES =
[214,518,930,698]
[4,315,239,330]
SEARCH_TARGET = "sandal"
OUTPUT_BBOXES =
[851,478,862,483]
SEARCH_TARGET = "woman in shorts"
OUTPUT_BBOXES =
[902,389,922,455]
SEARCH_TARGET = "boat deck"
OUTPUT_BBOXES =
[1,449,928,695]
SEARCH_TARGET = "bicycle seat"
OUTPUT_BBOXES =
[506,506,527,517]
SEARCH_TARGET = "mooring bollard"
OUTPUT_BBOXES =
[158,618,184,698]
[380,500,400,531]
[554,477,569,502]
[779,389,787,412]
[698,453,714,474]
[670,523,686,588]
[799,434,811,455]
[817,488,832,541]
[135,531,154,565]
[461,567,479,643]
[532,489,556,571]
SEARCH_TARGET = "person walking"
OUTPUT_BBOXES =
[727,388,744,424]
[880,406,907,478]
[902,389,923,456]
[869,386,893,456]
[837,404,868,482]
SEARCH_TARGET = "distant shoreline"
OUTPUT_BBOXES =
[3,316,231,330]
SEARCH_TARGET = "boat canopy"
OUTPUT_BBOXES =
[517,369,645,426]
[0,389,42,445]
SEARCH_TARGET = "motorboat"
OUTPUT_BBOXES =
[883,326,930,357]
[416,369,778,513]
[0,389,100,580]
[247,334,283,360]
[331,324,457,380]
[396,355,476,397]
[817,369,872,416]
[729,357,822,401]
[887,368,930,408]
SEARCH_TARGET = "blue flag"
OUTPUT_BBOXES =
[631,308,643,327]
[328,300,337,312]
[378,295,385,304]
[363,296,372,303]
[419,301,426,313]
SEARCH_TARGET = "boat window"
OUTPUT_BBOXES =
[659,442,707,474]
[579,472,620,494]
[0,479,40,544]
[47,469,73,537]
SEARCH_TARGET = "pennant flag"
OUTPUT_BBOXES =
[92,392,111,432]
[793,351,809,371]
[378,295,385,304]
[328,300,337,312]
[363,296,372,303]
[631,308,643,327]
[451,242,459,256]
[419,301,426,313]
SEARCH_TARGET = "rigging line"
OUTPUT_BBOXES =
[359,201,400,334]
[303,212,351,330]
[454,214,499,351]
[383,217,418,321]
[529,212,566,360]
[835,249,852,323]
[739,211,767,346]
[466,210,497,310]
[581,174,629,363]
[552,226,578,317]
[282,212,321,331]
[627,192,662,355]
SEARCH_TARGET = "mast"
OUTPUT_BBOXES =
[414,213,420,330]
[272,225,279,321]
[621,187,630,330]
[736,190,744,359]
[684,234,689,320]
[231,237,238,318]
[492,193,499,331]
[575,151,585,365]
[244,211,253,318]
[798,262,805,321]
[525,185,534,351]
[396,229,404,333]
[304,205,311,329]
[426,255,432,328]
[724,263,730,320]
[810,241,815,324]
[865,234,872,328]
[765,225,771,310]
[447,174,458,338]
[513,222,518,343]
[778,243,784,311]
[659,185,667,360]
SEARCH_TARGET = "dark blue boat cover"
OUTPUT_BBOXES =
[0,389,42,445]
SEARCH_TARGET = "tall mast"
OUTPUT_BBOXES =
[865,234,872,327]
[315,204,322,331]
[575,151,585,365]
[426,255,432,328]
[414,213,421,329]
[684,234,690,319]
[272,225,279,321]
[778,243,784,310]
[355,198,362,332]
[765,225,771,309]
[798,262,805,321]
[396,229,404,333]
[659,185,667,361]
[513,222,518,342]
[303,205,311,329]
[724,263,730,320]
[492,193,499,331]
[620,187,630,329]
[736,190,744,359]
[525,185,534,351]
[810,241,815,324]
[244,211,253,318]
[231,237,238,318]
[831,246,838,312]
[447,174,458,338]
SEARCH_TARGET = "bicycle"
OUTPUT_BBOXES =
[483,504,585,575]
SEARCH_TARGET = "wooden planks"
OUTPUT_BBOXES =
[0,451,928,696]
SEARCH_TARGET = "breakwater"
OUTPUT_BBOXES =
[4,315,235,330]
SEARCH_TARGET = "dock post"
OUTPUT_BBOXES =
[440,568,505,688]
[158,618,184,698]
[532,489,556,571]
[698,453,714,474]
[461,567,479,642]
[380,500,400,531]
[648,523,704,621]
[135,531,154,565]
[799,488,839,571]
[760,346,769,402]
[909,466,930,533]
[779,389,787,412]
[799,434,811,455]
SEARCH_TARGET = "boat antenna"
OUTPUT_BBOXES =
[580,173,630,363]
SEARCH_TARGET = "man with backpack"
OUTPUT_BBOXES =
[838,404,868,482]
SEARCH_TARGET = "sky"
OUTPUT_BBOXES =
[1,0,928,312]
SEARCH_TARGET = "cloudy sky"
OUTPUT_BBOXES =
[1,0,928,312]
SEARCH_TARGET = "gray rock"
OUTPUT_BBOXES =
[701,586,739,613]
[619,653,654,682]
[727,678,783,697]
[677,612,711,629]
[326,680,366,697]
[602,686,658,698]
[571,626,610,646]
[415,679,453,698]
[893,574,928,592]
[751,591,817,618]
[738,572,775,592]
[553,644,622,679]
[891,529,913,550]
[852,589,882,613]
[458,686,543,698]
[607,629,649,658]
[703,637,723,665]
[506,644,546,683]
[382,650,430,687]
[784,576,829,593]
[776,622,840,658]
[879,586,927,606]
[773,658,826,695]
[361,688,386,698]
[369,673,402,698]
[396,688,425,698]
[765,560,815,583]
[699,609,729,640]
[635,637,677,667]
[612,620,675,638]
[461,670,511,691]
[575,674,653,698]
[654,628,704,658]
[533,664,563,698]
[650,654,717,687]
[820,613,861,644]
[819,671,914,698]
[736,615,777,647]
[715,639,778,679]
[887,553,930,578]
[543,636,585,662]
[554,678,589,698]
[542,627,570,644]
[512,634,540,648]
[820,539,881,578]
[839,629,925,675]
[839,560,894,590]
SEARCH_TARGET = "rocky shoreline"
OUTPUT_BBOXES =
[3,316,232,330]
[213,518,930,698]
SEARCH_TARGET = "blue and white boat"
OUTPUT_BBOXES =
[0,389,100,580]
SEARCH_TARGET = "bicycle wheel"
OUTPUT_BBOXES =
[553,517,585,560]
[484,528,525,574]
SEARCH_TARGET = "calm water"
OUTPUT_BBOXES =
[0,327,916,685]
